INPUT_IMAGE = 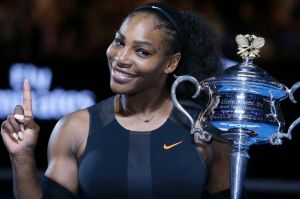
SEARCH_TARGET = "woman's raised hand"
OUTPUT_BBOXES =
[1,79,40,156]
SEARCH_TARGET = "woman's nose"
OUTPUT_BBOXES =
[115,47,132,67]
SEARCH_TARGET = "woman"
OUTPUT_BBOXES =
[1,2,233,199]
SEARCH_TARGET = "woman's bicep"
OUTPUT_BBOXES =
[44,110,89,195]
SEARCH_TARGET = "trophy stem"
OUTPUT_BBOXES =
[230,132,250,199]
[231,144,249,199]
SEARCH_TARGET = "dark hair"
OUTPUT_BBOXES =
[128,3,223,99]
[130,3,184,54]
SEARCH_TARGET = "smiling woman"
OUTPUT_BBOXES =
[0,2,240,199]
[107,13,174,97]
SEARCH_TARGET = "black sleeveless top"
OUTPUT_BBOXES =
[79,96,208,199]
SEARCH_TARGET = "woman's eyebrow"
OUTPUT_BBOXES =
[117,30,156,49]
[132,40,154,47]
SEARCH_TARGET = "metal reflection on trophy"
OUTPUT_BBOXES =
[171,34,300,199]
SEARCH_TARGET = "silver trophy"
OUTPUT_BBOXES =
[171,34,300,199]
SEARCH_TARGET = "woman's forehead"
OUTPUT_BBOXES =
[119,12,166,44]
[121,12,158,31]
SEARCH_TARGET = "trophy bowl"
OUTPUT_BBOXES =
[171,34,300,199]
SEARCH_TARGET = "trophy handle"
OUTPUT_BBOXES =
[270,83,300,145]
[171,75,212,142]
[269,96,286,145]
[197,84,220,124]
[286,82,300,138]
[288,81,300,103]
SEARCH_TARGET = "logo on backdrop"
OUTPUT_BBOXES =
[0,63,96,120]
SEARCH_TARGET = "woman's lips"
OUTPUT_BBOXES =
[111,68,137,83]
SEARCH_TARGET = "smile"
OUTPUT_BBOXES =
[111,68,137,83]
[113,68,136,78]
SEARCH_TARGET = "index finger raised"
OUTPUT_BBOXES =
[23,79,33,116]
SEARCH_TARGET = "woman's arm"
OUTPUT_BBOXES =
[1,80,42,199]
[8,109,88,199]
[44,110,89,194]
[10,149,43,199]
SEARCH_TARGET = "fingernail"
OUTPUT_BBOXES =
[12,132,18,141]
[14,114,24,120]
[20,124,25,132]
[17,131,24,140]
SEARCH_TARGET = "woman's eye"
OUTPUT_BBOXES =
[136,49,150,58]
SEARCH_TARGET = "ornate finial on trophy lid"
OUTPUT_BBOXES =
[236,34,265,59]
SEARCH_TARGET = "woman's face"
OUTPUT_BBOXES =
[106,12,175,95]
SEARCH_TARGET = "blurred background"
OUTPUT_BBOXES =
[0,0,300,198]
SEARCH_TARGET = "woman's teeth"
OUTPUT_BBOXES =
[115,69,135,78]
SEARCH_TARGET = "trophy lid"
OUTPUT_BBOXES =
[204,34,289,100]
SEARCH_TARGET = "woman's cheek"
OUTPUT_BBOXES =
[106,44,115,60]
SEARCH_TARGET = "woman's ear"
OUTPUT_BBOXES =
[164,52,181,74]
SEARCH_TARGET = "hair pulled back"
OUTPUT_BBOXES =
[128,3,223,99]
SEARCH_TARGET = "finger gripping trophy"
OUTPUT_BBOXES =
[171,34,300,199]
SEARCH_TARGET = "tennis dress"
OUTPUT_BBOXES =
[78,96,208,199]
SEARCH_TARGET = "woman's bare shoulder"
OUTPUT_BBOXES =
[52,109,89,136]
[59,109,89,130]
[47,108,90,158]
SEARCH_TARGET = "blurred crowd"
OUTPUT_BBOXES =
[0,0,300,65]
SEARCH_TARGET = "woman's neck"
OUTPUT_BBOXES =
[119,89,171,115]
[115,87,173,131]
